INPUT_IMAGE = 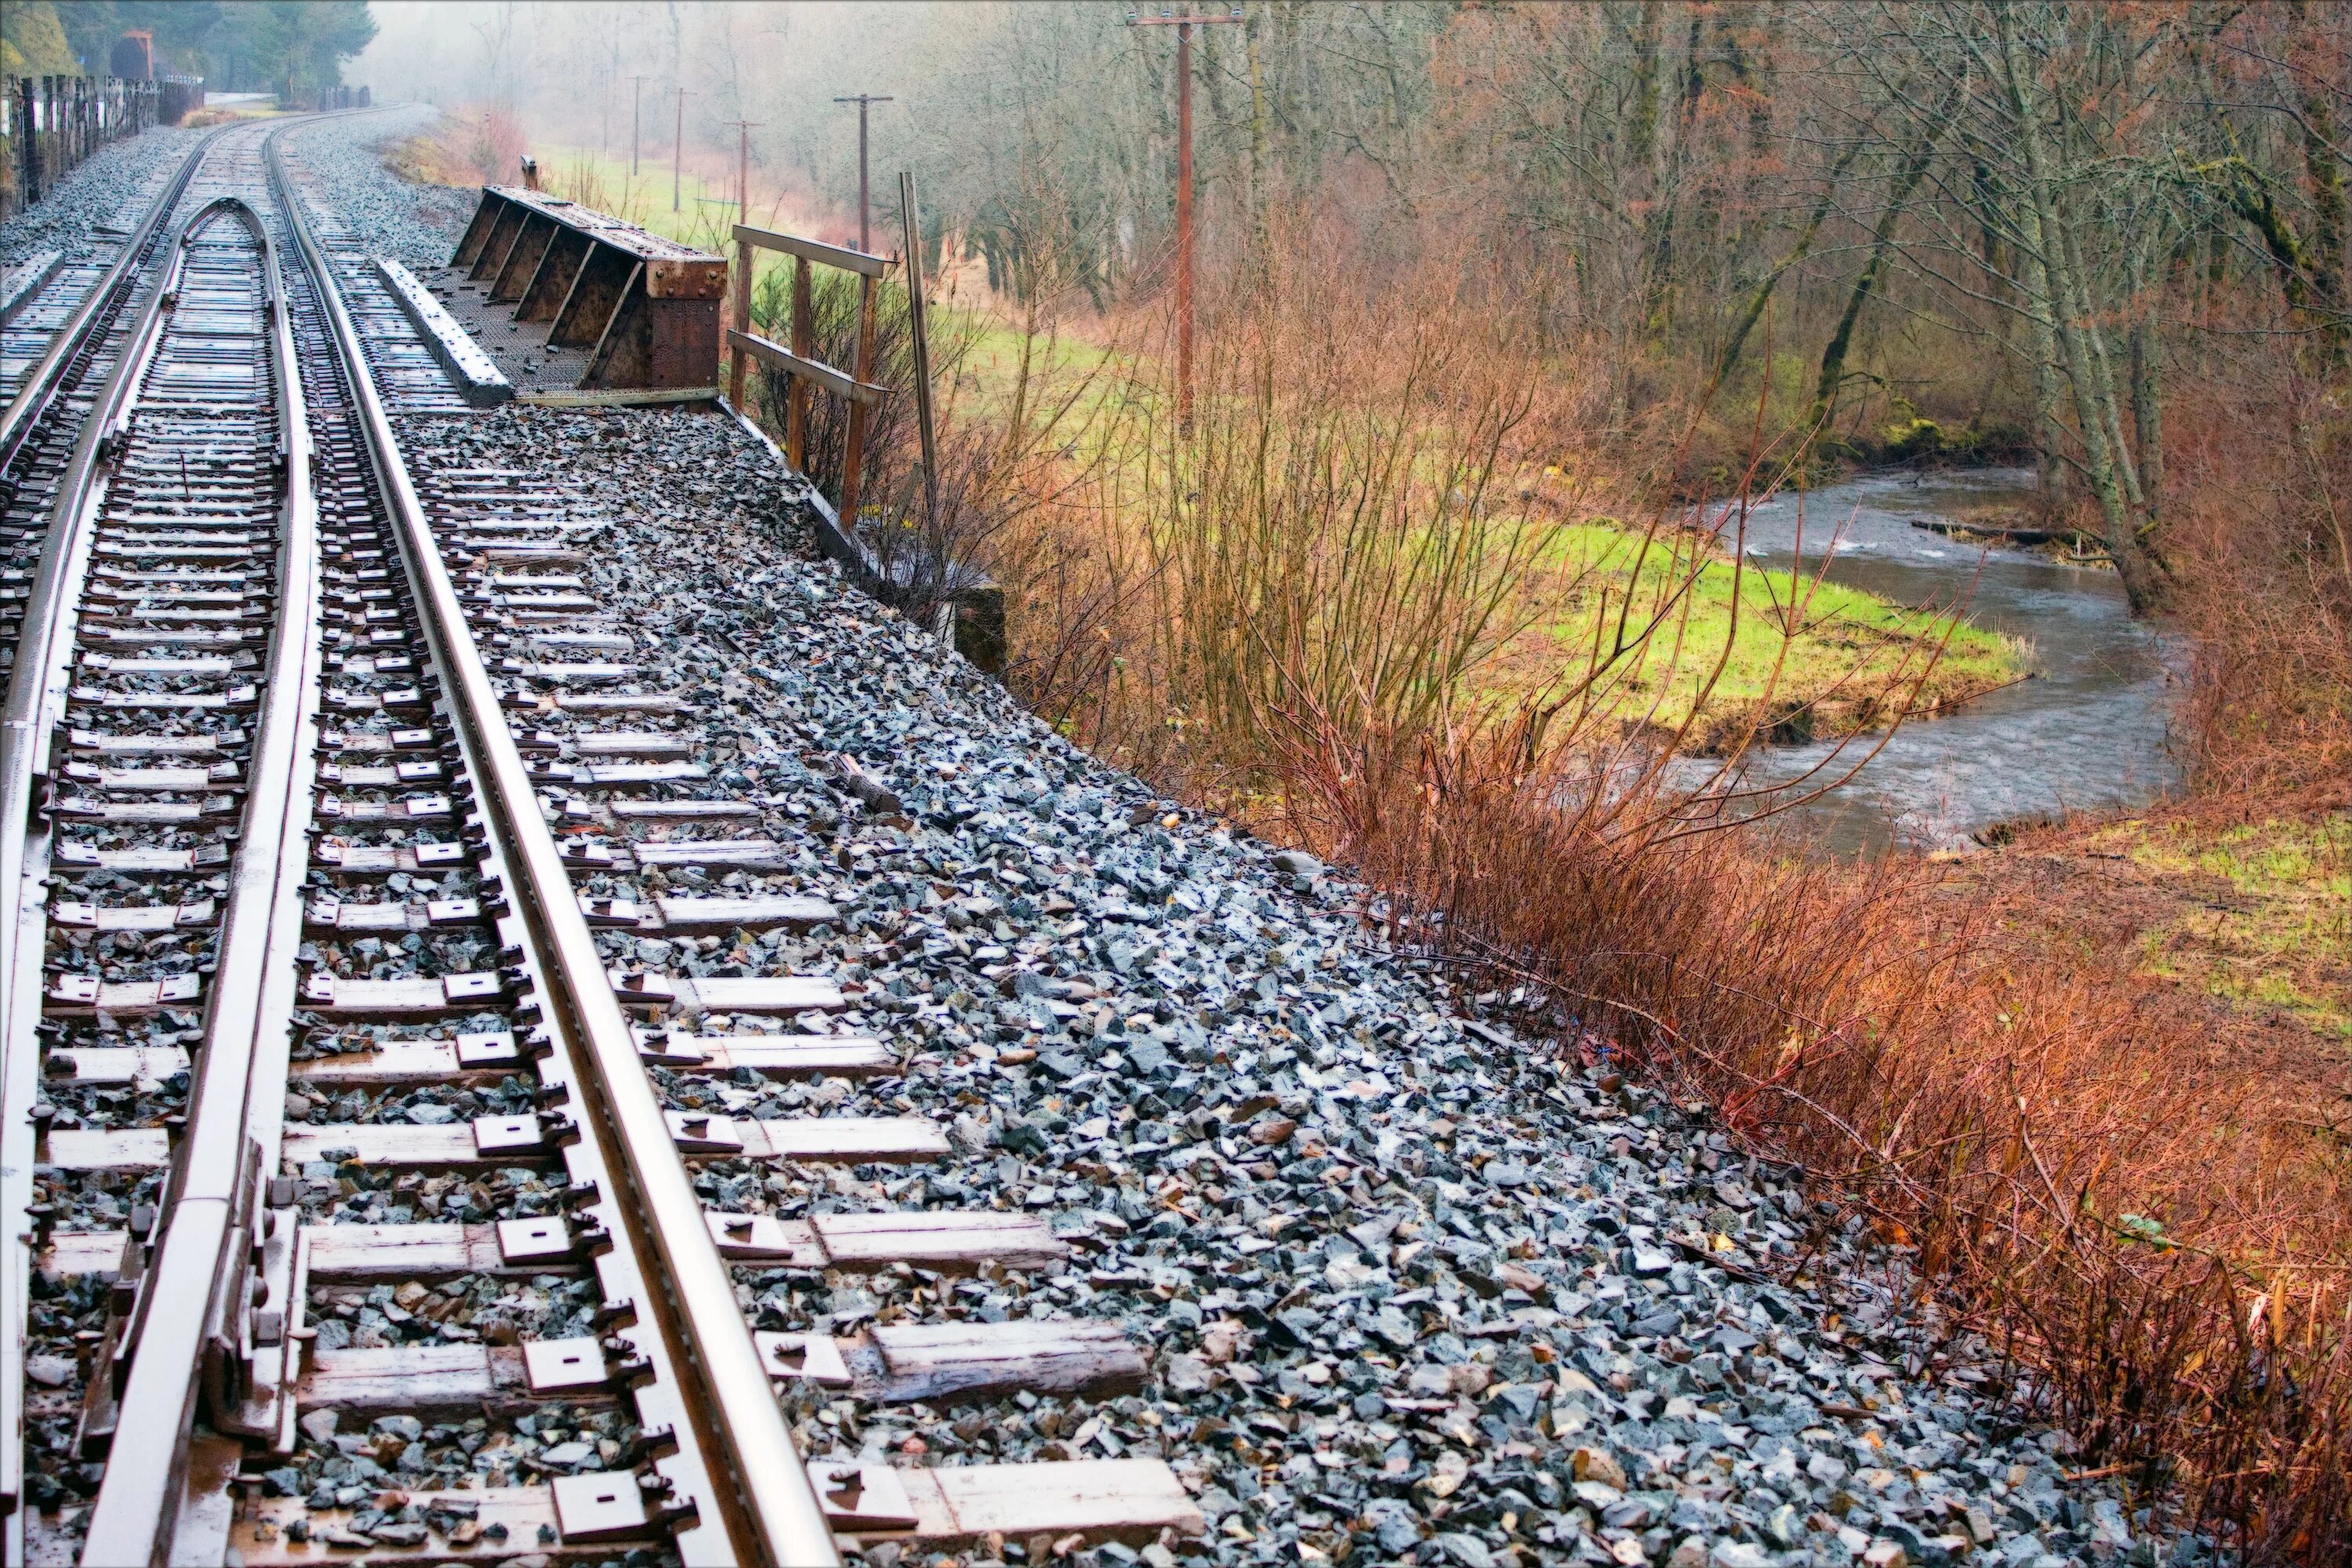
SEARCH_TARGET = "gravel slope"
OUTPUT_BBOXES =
[278,103,472,267]
[0,123,206,266]
[291,110,2197,1568]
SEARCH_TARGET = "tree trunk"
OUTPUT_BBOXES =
[1247,16,1269,266]
[2298,79,2350,376]
[2128,245,2165,522]
[1808,90,1955,439]
[1703,140,1864,412]
[2031,350,2067,510]
[2059,207,2144,511]
[1999,10,2165,612]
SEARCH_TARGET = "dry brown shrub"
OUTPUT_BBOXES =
[2166,377,2352,804]
[1262,666,2352,1562]
[1154,251,2352,1557]
[387,106,528,190]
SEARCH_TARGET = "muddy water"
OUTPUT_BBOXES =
[1696,467,2182,855]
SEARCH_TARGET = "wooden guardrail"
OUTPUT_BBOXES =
[722,208,1003,675]
[725,223,891,526]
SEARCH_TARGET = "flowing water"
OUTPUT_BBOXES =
[1697,466,2182,855]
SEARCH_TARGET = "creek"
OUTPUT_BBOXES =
[1699,466,2181,855]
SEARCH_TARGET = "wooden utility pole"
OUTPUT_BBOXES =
[629,74,646,176]
[1130,7,1243,436]
[672,86,688,212]
[727,119,760,223]
[832,93,894,252]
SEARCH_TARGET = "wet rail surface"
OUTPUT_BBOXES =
[3,113,1195,1568]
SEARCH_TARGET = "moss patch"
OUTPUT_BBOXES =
[2084,814,2352,1040]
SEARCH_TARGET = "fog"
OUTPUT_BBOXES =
[349,3,982,239]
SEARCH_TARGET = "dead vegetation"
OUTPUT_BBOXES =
[891,217,2352,1563]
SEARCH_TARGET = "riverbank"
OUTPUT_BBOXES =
[1694,469,2176,854]
[1490,519,2026,757]
[1965,801,2350,1047]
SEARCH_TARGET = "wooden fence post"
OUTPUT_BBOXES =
[786,256,812,471]
[841,272,879,526]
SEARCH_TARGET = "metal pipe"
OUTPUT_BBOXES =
[901,172,940,532]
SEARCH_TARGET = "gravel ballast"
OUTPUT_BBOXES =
[276,111,2202,1568]
[276,103,472,267]
[0,123,206,267]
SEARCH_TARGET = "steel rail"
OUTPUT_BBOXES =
[75,194,322,1567]
[0,177,200,1542]
[0,143,256,1530]
[2,120,328,1552]
[0,122,235,476]
[266,129,843,1568]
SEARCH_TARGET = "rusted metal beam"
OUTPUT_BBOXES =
[450,185,724,393]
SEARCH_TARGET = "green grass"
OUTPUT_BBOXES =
[535,142,739,250]
[1492,520,2027,748]
[2098,815,2352,1038]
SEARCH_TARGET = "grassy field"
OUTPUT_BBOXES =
[388,122,744,248]
[532,142,743,249]
[1492,519,2026,751]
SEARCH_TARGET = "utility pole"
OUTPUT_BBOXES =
[832,93,894,252]
[628,74,646,176]
[725,119,761,224]
[673,86,688,212]
[1128,6,1243,436]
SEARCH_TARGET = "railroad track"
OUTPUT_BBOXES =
[5,114,1196,1568]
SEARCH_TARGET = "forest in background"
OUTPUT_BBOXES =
[5,2,375,96]
[363,2,2347,618]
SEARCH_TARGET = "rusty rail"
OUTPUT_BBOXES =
[286,132,843,1568]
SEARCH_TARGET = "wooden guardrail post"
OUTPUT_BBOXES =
[729,230,753,410]
[843,270,879,525]
[787,255,813,470]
